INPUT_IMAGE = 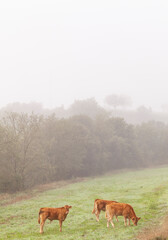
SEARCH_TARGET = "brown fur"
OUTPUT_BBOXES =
[105,202,141,228]
[92,199,118,222]
[38,205,72,233]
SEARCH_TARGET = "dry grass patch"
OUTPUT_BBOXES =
[137,215,168,240]
[0,177,86,206]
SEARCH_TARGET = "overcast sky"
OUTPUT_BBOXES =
[0,0,168,110]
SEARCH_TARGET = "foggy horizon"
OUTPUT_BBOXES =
[0,1,168,111]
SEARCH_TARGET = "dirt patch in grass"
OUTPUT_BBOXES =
[0,215,19,224]
[0,177,86,206]
[137,215,168,240]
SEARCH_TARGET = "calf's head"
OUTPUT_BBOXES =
[64,205,72,214]
[132,216,141,226]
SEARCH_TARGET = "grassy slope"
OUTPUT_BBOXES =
[0,167,168,240]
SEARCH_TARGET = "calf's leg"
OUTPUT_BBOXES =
[128,218,130,226]
[40,218,45,234]
[110,216,115,228]
[106,213,115,228]
[115,215,119,222]
[107,216,110,228]
[59,220,62,232]
[95,210,100,222]
[124,217,127,226]
[106,211,110,228]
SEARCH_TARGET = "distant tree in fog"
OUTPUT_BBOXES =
[1,102,44,114]
[68,98,108,118]
[104,94,132,109]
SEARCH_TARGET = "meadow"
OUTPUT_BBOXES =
[0,166,168,240]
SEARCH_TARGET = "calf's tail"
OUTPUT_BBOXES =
[38,214,40,224]
[38,211,41,224]
[92,200,98,214]
[92,205,95,214]
[92,201,96,214]
[105,207,110,219]
[105,210,109,219]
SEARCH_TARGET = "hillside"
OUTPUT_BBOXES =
[0,167,168,240]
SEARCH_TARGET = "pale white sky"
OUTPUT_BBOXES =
[0,0,168,110]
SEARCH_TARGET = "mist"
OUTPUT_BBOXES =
[0,0,168,111]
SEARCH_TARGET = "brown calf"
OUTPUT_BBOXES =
[92,199,118,222]
[38,205,72,233]
[105,202,140,228]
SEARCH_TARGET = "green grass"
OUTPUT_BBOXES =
[1,166,168,240]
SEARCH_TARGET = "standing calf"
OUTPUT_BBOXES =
[38,205,72,233]
[105,202,140,228]
[92,199,118,222]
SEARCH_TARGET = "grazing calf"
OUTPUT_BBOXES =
[92,199,118,222]
[105,202,140,228]
[38,205,72,233]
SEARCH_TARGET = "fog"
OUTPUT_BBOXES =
[0,0,168,111]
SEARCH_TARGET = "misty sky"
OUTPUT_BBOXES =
[0,0,168,110]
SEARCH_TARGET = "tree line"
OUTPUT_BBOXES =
[0,112,168,193]
[1,98,168,124]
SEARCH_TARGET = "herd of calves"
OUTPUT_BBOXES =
[38,199,141,234]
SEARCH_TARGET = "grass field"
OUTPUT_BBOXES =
[1,166,168,240]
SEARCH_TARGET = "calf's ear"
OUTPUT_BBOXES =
[138,217,141,221]
[69,206,72,208]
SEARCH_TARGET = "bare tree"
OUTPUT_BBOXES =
[0,112,43,191]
